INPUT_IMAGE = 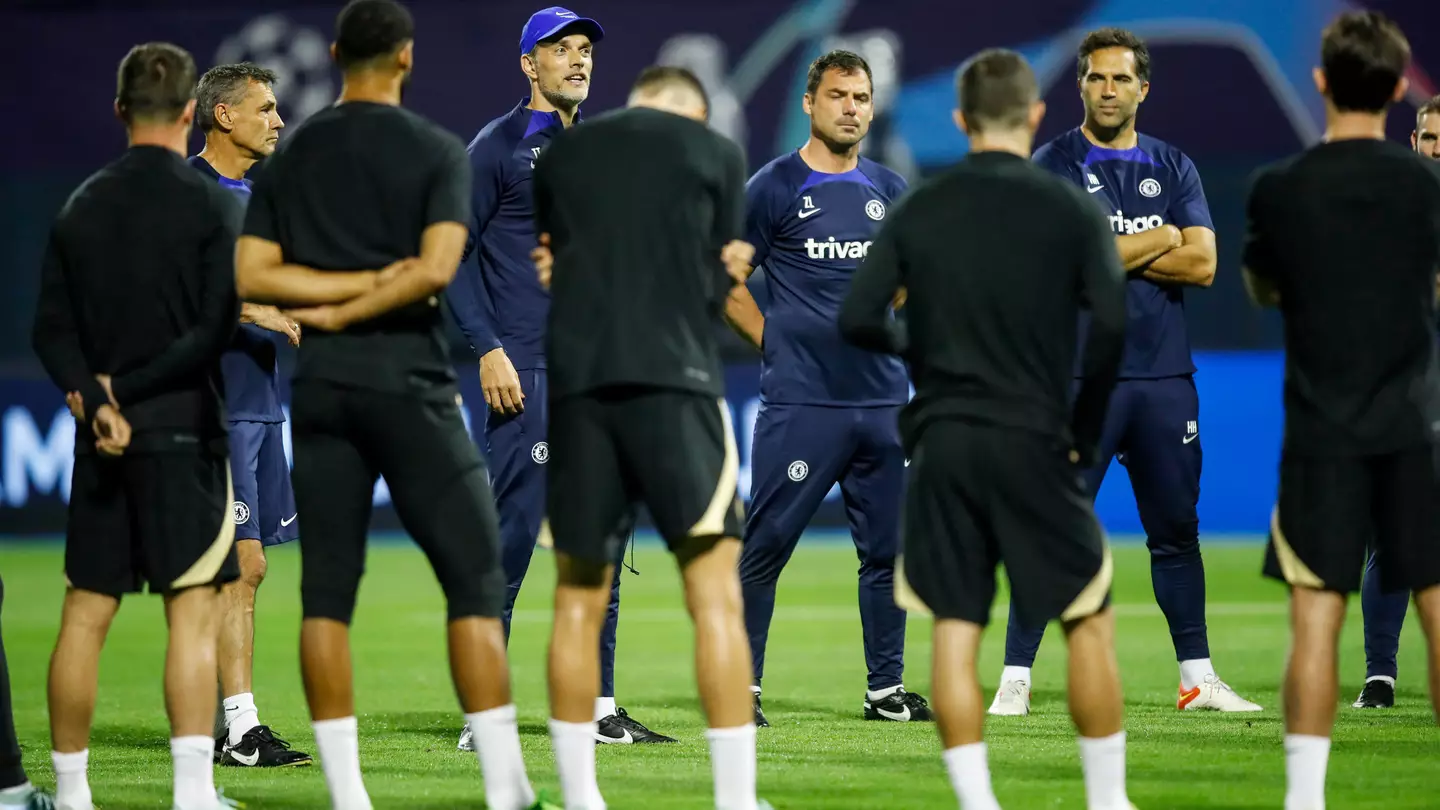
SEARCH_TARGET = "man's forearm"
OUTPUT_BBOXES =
[1144,244,1216,286]
[238,264,377,307]
[1115,228,1180,270]
[723,286,764,350]
[330,266,444,327]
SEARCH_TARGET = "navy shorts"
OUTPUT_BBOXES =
[229,421,299,547]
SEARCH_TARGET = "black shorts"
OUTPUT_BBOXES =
[897,420,1111,628]
[547,387,744,563]
[66,446,239,597]
[289,380,506,623]
[1265,445,1440,594]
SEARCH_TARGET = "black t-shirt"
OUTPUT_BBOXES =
[33,146,240,447]
[1245,139,1440,456]
[838,151,1127,462]
[243,102,471,393]
[533,107,747,400]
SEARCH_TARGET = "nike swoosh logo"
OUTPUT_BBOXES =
[230,749,260,766]
[1183,434,1199,444]
[597,728,634,744]
[878,706,911,721]
[797,208,822,219]
[281,514,298,526]
[1087,185,1104,194]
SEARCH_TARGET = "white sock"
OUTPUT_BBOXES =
[1078,732,1129,810]
[223,692,260,745]
[465,705,535,810]
[549,718,605,810]
[1366,675,1395,686]
[594,697,617,721]
[1179,658,1216,691]
[0,782,35,810]
[171,735,216,810]
[1284,734,1330,810]
[705,725,757,810]
[1000,666,1031,684]
[313,717,372,810]
[866,684,902,702]
[944,743,1002,810]
[51,750,91,810]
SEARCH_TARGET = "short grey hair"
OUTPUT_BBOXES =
[195,62,278,132]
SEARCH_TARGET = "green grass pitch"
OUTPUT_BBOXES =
[1,537,1437,808]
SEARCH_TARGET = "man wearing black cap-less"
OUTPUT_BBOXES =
[449,5,675,750]
[234,1,547,808]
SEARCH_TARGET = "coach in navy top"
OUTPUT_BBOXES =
[447,5,674,749]
[987,28,1263,718]
[188,62,314,769]
[726,50,931,728]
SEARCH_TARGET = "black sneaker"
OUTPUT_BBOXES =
[752,692,769,728]
[864,687,934,722]
[221,725,314,767]
[595,707,677,744]
[1353,679,1396,709]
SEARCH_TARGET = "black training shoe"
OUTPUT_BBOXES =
[221,725,314,767]
[752,692,769,728]
[864,687,934,722]
[595,707,677,744]
[1353,679,1396,709]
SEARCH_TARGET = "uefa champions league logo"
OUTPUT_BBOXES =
[216,14,335,126]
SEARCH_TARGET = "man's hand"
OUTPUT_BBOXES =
[93,404,131,457]
[286,305,348,333]
[245,304,303,346]
[480,347,524,414]
[532,233,554,290]
[721,240,755,285]
[892,287,907,310]
[66,391,84,420]
[96,374,118,409]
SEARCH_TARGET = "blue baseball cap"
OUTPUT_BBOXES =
[520,7,604,55]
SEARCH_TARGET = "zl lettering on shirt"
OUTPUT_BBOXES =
[1035,128,1214,379]
[745,152,909,406]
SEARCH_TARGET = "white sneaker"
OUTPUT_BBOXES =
[987,679,1031,716]
[456,722,475,752]
[1177,675,1262,712]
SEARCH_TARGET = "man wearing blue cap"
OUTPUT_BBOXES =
[448,6,676,749]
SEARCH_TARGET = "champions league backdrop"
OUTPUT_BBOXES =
[0,0,1436,536]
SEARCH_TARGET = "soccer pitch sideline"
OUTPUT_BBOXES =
[1,537,1437,809]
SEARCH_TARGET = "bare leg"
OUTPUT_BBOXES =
[1409,584,1440,723]
[548,554,613,809]
[1062,607,1123,739]
[218,540,266,700]
[1282,586,1347,810]
[47,590,121,753]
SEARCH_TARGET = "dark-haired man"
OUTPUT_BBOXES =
[234,2,542,808]
[534,64,769,810]
[840,47,1135,810]
[448,5,673,749]
[34,41,243,810]
[989,26,1261,717]
[189,61,312,768]
[1351,92,1440,711]
[727,49,928,727]
[1244,12,1440,807]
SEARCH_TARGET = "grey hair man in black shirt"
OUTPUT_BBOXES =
[32,42,244,810]
[233,1,541,808]
[840,49,1133,810]
[1242,11,1440,808]
[531,66,767,810]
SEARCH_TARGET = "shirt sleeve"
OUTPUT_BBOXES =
[110,195,241,406]
[426,136,472,228]
[743,166,778,270]
[1069,198,1127,467]
[718,140,747,246]
[1241,169,1277,279]
[839,205,908,355]
[1171,154,1215,231]
[241,159,280,243]
[31,228,110,413]
[445,138,504,356]
[1033,144,1083,185]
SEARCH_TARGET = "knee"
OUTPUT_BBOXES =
[240,550,268,591]
[1147,523,1201,560]
[301,569,361,625]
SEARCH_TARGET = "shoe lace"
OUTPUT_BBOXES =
[611,707,653,733]
[1003,681,1029,699]
[899,690,930,710]
[1204,675,1238,695]
[250,725,293,751]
